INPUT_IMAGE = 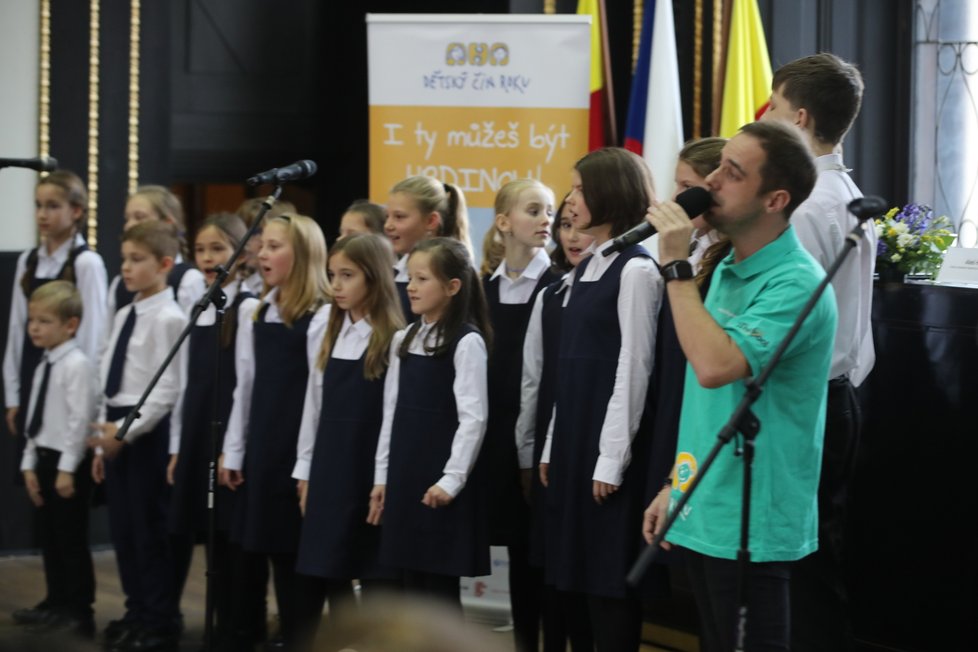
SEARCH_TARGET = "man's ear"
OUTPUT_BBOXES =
[764,189,791,215]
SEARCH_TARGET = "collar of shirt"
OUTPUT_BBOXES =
[43,338,79,366]
[394,254,409,282]
[131,285,178,316]
[340,312,373,341]
[38,232,85,264]
[722,225,801,281]
[489,248,552,283]
[815,152,850,174]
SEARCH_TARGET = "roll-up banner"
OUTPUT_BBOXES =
[367,14,591,265]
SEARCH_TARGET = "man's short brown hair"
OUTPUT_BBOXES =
[772,52,864,146]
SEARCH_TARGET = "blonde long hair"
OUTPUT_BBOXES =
[316,234,404,379]
[261,214,330,326]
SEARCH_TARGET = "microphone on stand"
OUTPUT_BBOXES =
[0,156,58,172]
[847,196,888,221]
[603,186,713,257]
[246,160,318,186]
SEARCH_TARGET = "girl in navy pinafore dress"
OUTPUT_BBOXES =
[515,199,596,652]
[167,213,256,643]
[4,171,106,450]
[540,148,664,652]
[481,179,559,652]
[220,214,331,648]
[291,234,405,643]
[369,237,492,608]
[383,176,474,323]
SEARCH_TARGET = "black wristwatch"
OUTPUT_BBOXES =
[661,259,694,282]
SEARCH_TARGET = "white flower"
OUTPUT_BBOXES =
[893,222,910,234]
[875,223,884,237]
[890,253,902,262]
[897,233,914,248]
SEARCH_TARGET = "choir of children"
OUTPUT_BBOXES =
[5,150,732,651]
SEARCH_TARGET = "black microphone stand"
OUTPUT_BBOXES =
[114,184,284,652]
[627,197,884,652]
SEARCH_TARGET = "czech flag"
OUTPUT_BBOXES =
[623,0,683,198]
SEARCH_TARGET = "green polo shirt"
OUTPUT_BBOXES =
[666,225,837,562]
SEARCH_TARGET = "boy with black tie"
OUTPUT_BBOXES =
[14,280,98,639]
[91,221,188,652]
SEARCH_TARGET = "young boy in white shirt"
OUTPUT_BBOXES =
[90,220,188,651]
[14,280,98,638]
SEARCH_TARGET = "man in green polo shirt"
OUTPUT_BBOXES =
[643,120,837,652]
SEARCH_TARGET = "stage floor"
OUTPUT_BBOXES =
[0,548,685,651]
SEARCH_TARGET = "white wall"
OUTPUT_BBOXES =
[0,1,40,252]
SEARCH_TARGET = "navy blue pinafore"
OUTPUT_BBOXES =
[169,291,254,535]
[482,272,557,545]
[544,246,652,598]
[528,280,566,567]
[296,351,393,580]
[231,303,312,553]
[379,324,489,578]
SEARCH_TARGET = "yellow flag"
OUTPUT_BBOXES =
[719,0,773,137]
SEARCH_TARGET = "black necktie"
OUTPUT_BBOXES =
[26,360,52,438]
[105,307,136,397]
[689,239,699,257]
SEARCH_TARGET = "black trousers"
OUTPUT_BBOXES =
[33,447,95,618]
[790,377,861,652]
[104,429,178,630]
[684,548,791,652]
[586,592,642,652]
[541,586,593,652]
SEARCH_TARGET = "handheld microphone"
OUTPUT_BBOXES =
[0,156,58,172]
[603,186,713,257]
[847,195,888,221]
[246,159,318,186]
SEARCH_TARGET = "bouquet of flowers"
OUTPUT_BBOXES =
[874,203,954,278]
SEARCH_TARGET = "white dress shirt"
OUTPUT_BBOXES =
[221,288,330,471]
[373,320,489,498]
[489,249,554,304]
[514,273,571,470]
[292,313,374,481]
[102,256,205,367]
[4,233,107,407]
[169,280,250,455]
[98,288,188,442]
[394,254,409,283]
[20,340,98,473]
[106,254,206,316]
[540,240,662,487]
[791,154,876,385]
